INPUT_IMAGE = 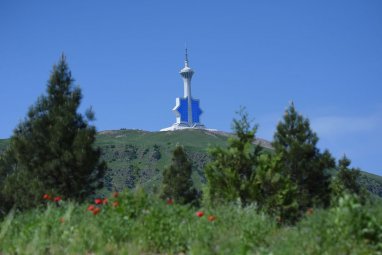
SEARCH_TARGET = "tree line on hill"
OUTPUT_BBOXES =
[0,56,368,223]
[162,106,367,223]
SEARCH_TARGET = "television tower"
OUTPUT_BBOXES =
[160,48,205,131]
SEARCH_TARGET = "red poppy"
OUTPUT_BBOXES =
[166,198,174,205]
[102,198,108,205]
[92,207,101,215]
[196,211,204,217]
[54,196,62,202]
[306,208,314,216]
[208,215,216,222]
[43,194,51,200]
[113,192,119,198]
[112,201,119,207]
[95,198,102,205]
[87,205,96,211]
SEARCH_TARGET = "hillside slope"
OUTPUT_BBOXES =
[1,129,381,197]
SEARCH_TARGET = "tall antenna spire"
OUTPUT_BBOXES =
[185,47,189,67]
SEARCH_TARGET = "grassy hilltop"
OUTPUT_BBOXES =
[1,129,381,197]
[96,129,229,193]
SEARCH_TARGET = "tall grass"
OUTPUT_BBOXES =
[0,191,381,254]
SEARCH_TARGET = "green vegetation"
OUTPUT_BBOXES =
[272,102,335,209]
[95,128,229,194]
[0,190,381,254]
[0,55,106,212]
[1,55,381,254]
[160,145,198,205]
[0,129,381,198]
[0,139,8,154]
[205,108,262,205]
[331,155,367,202]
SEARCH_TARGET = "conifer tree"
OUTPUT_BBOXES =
[205,108,262,205]
[254,154,299,223]
[0,55,106,210]
[331,155,365,201]
[272,102,335,209]
[160,145,198,205]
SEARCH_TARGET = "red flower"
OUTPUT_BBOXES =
[102,198,108,205]
[208,215,216,222]
[113,192,119,198]
[54,196,62,202]
[43,194,51,200]
[166,198,174,205]
[112,201,119,207]
[196,211,204,217]
[306,208,314,216]
[95,198,102,205]
[92,207,101,215]
[87,205,96,211]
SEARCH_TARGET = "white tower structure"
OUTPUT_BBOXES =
[161,49,205,131]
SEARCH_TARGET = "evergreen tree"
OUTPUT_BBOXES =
[254,154,299,224]
[205,108,262,205]
[272,102,335,209]
[0,55,106,210]
[331,155,365,201]
[160,145,198,205]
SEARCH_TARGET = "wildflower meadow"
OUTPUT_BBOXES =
[0,189,381,254]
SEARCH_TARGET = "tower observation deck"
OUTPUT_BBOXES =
[160,49,206,131]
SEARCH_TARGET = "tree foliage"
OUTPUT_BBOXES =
[254,154,299,223]
[205,108,262,205]
[0,55,106,211]
[331,155,366,202]
[272,102,335,209]
[160,145,198,205]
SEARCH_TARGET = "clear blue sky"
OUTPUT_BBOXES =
[1,1,381,175]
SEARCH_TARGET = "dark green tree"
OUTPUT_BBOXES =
[254,154,299,224]
[331,155,365,202]
[205,108,262,205]
[272,102,335,209]
[0,55,106,210]
[160,145,198,205]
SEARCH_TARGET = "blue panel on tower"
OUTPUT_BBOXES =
[177,98,188,123]
[191,99,202,123]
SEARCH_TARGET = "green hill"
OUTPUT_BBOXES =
[0,139,8,154]
[96,129,230,193]
[1,129,381,197]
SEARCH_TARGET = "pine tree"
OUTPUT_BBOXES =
[254,154,299,224]
[272,102,334,209]
[331,155,365,201]
[0,55,106,210]
[160,145,198,205]
[205,108,262,205]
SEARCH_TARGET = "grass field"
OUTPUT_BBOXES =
[0,190,381,254]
